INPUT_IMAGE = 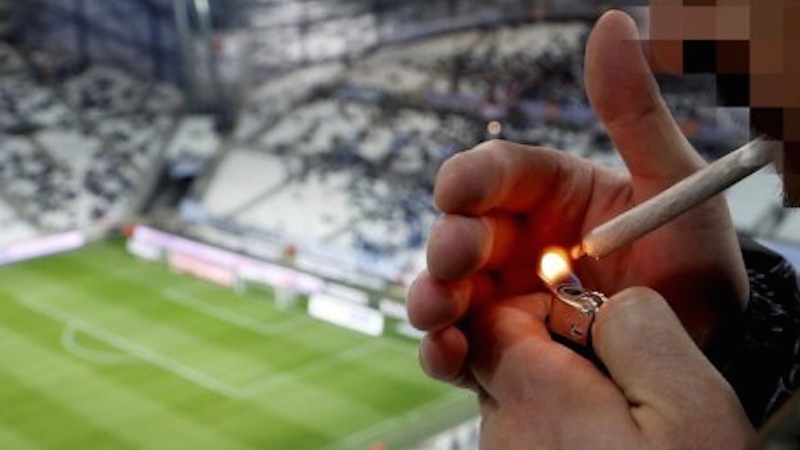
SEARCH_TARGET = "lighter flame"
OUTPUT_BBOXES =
[538,247,573,286]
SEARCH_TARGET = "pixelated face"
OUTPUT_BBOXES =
[647,0,799,205]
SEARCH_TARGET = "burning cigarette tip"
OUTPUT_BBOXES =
[569,245,585,261]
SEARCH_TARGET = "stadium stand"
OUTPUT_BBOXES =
[0,43,182,232]
[0,17,773,292]
[0,196,38,248]
[193,23,596,281]
[202,148,292,218]
[185,20,776,290]
[0,41,26,73]
[238,171,357,241]
[235,62,345,143]
[0,134,74,230]
[166,115,220,160]
[0,69,77,133]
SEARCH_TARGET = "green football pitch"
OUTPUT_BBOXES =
[0,240,475,450]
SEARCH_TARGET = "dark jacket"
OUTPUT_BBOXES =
[720,236,800,449]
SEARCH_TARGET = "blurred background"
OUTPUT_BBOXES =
[0,1,797,449]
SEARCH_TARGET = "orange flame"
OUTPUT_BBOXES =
[538,247,573,286]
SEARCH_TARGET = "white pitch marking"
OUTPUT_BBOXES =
[19,294,415,404]
[21,282,423,407]
[18,296,247,400]
[61,321,136,365]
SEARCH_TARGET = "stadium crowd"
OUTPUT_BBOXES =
[1,18,789,288]
[197,20,747,285]
[0,43,181,235]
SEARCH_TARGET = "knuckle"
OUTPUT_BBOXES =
[595,286,668,332]
[406,275,470,331]
[616,286,665,307]
[405,274,431,329]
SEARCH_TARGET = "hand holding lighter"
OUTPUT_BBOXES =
[539,248,608,346]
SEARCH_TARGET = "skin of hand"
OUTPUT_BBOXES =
[469,288,755,450]
[406,9,751,388]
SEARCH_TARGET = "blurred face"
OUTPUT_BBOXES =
[646,0,800,205]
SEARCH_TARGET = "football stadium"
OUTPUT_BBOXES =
[0,1,799,449]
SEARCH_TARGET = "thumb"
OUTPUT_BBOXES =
[592,288,750,430]
[585,10,705,187]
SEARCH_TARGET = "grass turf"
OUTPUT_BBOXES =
[0,240,475,450]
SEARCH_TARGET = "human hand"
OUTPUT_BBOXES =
[407,10,749,386]
[470,288,754,450]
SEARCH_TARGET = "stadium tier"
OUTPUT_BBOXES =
[0,197,38,248]
[188,22,598,285]
[1,3,799,449]
[0,43,181,232]
[3,17,750,271]
[186,19,766,292]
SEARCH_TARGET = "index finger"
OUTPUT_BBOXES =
[434,140,593,216]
